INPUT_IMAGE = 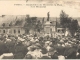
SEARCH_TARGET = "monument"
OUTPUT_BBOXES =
[44,12,56,37]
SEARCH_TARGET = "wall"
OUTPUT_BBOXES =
[0,27,25,35]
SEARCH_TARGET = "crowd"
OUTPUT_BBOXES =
[0,33,80,59]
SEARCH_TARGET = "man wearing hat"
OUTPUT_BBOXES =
[40,48,51,59]
[24,54,32,59]
[27,46,36,59]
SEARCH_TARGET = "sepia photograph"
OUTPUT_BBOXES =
[0,0,80,59]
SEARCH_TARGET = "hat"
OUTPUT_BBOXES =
[45,41,50,44]
[60,40,64,43]
[62,44,65,47]
[21,39,25,41]
[73,39,76,41]
[34,45,40,49]
[24,54,32,59]
[48,47,54,52]
[41,48,47,54]
[35,43,41,47]
[28,46,35,51]
[57,44,61,46]
[26,41,32,47]
[58,55,65,60]
[35,39,39,42]
[6,39,11,41]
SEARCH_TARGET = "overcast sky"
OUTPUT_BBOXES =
[0,0,80,17]
[0,0,80,25]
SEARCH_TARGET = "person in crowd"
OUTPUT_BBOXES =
[0,33,80,59]
[65,46,77,59]
[27,46,40,59]
[40,48,51,59]
[33,45,42,59]
[76,49,80,59]
[24,54,32,59]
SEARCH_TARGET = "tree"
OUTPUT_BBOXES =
[24,16,44,34]
[35,20,43,33]
[24,17,37,34]
[60,10,79,36]
[69,19,79,36]
[42,18,44,28]
[31,17,37,30]
[15,20,23,26]
[60,10,70,28]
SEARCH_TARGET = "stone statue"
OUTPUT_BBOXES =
[47,12,50,21]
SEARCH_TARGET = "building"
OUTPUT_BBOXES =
[0,26,25,35]
[0,16,26,36]
[0,14,65,37]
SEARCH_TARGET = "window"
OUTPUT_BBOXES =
[0,30,1,33]
[50,28,52,33]
[3,30,5,33]
[58,30,60,32]
[62,29,64,33]
[14,30,16,33]
[18,30,20,33]
[9,30,12,33]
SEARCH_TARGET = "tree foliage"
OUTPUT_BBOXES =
[15,20,23,26]
[35,20,43,32]
[60,10,71,28]
[60,10,79,36]
[24,16,43,34]
[69,19,79,36]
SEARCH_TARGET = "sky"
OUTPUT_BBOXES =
[0,0,80,17]
[0,0,80,24]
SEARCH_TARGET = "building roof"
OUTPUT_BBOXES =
[0,15,26,26]
[0,15,63,28]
